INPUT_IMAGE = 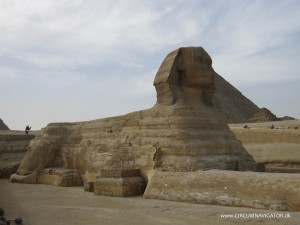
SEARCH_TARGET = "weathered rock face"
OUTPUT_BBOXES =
[231,127,300,173]
[154,47,215,107]
[0,119,10,130]
[144,170,300,211]
[0,131,36,178]
[11,47,257,187]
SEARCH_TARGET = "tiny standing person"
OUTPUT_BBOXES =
[25,125,31,135]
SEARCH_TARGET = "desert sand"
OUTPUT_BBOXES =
[1,180,299,225]
[229,119,300,130]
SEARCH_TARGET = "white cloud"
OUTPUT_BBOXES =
[13,53,90,69]
[0,67,21,84]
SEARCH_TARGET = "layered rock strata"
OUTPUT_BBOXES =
[94,169,146,197]
[144,170,300,211]
[232,127,300,173]
[0,132,36,178]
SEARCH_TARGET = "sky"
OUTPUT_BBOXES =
[1,0,300,130]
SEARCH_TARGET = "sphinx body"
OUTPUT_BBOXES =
[11,47,257,185]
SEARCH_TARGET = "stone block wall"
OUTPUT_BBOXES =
[0,132,36,178]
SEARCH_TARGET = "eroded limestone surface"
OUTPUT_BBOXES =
[144,170,300,211]
[231,127,300,173]
[0,132,36,178]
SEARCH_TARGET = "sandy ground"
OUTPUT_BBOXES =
[229,119,300,129]
[1,180,299,225]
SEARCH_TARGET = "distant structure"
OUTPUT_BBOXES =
[247,107,281,123]
[280,116,295,121]
[0,119,10,130]
[213,74,259,123]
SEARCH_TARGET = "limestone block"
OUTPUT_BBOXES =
[144,170,300,211]
[232,128,300,172]
[37,168,82,187]
[100,169,140,178]
[0,132,36,178]
[265,166,300,173]
[84,182,94,192]
[10,170,38,184]
[94,177,145,197]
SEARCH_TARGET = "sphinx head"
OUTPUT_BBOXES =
[154,47,215,106]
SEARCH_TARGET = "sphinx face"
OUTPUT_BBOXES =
[153,47,216,106]
[180,48,214,88]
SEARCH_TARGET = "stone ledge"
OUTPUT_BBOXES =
[84,181,94,192]
[265,166,300,173]
[94,176,145,197]
[99,169,140,178]
[11,167,82,187]
[38,168,82,187]
[144,170,300,211]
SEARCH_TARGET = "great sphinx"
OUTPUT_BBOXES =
[11,47,300,211]
[11,47,256,183]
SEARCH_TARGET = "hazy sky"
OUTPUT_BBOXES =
[1,0,300,130]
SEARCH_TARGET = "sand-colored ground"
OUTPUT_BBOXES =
[1,180,299,225]
[229,119,300,130]
[229,120,300,170]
